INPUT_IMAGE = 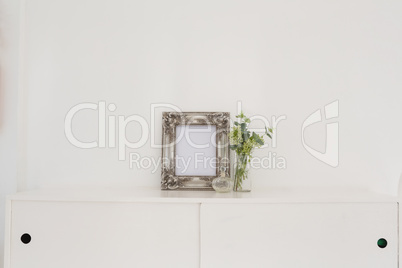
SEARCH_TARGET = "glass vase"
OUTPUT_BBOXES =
[233,153,251,192]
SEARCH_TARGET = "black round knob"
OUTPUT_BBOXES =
[377,238,387,248]
[21,233,31,244]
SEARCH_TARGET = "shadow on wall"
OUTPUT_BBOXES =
[0,67,4,131]
[0,241,3,268]
[0,8,4,131]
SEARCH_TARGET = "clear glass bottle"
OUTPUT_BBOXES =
[212,167,232,193]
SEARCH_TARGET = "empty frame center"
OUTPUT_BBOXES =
[175,125,217,176]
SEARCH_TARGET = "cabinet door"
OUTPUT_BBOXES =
[201,203,397,268]
[10,201,199,268]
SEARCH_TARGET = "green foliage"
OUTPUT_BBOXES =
[229,111,273,159]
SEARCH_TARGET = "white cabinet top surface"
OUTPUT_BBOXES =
[7,186,398,203]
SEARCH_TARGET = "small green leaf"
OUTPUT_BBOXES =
[240,123,247,132]
[234,122,239,126]
[265,127,273,139]
[252,132,264,145]
[242,131,250,141]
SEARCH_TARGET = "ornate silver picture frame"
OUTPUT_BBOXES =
[161,112,230,190]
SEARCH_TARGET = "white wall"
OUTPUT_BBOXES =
[0,0,20,266]
[1,0,402,264]
[19,0,402,193]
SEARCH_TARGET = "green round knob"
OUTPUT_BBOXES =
[377,238,387,248]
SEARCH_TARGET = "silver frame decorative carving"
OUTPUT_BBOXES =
[161,112,230,190]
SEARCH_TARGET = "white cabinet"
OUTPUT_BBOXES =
[9,201,200,268]
[201,203,398,268]
[4,188,399,268]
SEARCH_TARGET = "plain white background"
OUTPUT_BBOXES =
[0,0,401,266]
